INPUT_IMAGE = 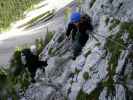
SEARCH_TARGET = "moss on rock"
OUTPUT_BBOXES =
[120,22,133,40]
[104,31,125,95]
[76,83,103,100]
[83,72,90,80]
[109,19,120,31]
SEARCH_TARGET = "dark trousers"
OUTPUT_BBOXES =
[72,41,82,58]
[72,37,88,59]
[26,60,47,82]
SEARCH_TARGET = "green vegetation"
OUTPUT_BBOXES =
[104,25,125,95]
[70,80,74,85]
[74,68,80,75]
[64,7,71,24]
[76,0,83,11]
[76,89,89,100]
[120,22,133,40]
[105,33,124,66]
[76,29,126,98]
[83,72,90,80]
[0,49,31,99]
[106,33,124,69]
[103,21,133,96]
[95,42,101,46]
[21,10,55,29]
[48,33,69,57]
[123,50,133,81]
[84,50,91,57]
[109,19,120,31]
[76,85,103,100]
[45,29,54,46]
[77,0,82,5]
[35,38,45,55]
[0,0,42,32]
[35,29,54,55]
[90,0,96,8]
[107,21,133,70]
[103,20,133,96]
[0,29,54,98]
[102,64,116,96]
[47,31,54,42]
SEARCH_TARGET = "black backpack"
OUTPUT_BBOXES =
[80,14,93,31]
[21,48,38,66]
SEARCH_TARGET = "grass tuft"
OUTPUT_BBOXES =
[83,72,90,80]
[109,19,120,31]
[89,0,96,8]
[0,0,42,32]
[76,85,103,100]
[120,22,133,40]
[20,10,55,29]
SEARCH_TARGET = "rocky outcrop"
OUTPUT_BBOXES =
[21,0,133,100]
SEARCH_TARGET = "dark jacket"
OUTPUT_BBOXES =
[66,15,93,46]
[21,49,47,76]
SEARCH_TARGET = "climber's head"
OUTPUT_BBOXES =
[70,12,81,25]
[30,45,37,55]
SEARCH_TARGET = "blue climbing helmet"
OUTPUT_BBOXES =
[70,12,81,23]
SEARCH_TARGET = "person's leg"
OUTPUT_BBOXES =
[28,67,36,83]
[40,60,48,67]
[31,74,36,83]
[37,60,48,72]
[72,41,82,60]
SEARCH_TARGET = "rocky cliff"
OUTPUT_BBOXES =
[21,0,133,100]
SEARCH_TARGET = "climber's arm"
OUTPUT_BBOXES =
[66,23,73,38]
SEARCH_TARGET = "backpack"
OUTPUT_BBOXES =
[80,14,93,31]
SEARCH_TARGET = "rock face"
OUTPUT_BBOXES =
[21,0,133,100]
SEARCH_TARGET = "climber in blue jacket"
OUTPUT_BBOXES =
[66,12,93,60]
